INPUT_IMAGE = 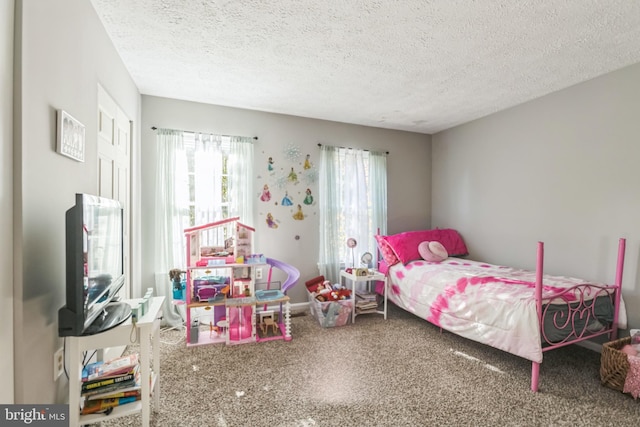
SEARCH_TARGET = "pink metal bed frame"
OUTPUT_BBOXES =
[376,234,627,392]
[530,238,626,392]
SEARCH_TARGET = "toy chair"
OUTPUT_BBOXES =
[263,317,278,335]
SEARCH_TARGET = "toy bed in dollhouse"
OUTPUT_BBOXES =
[375,229,627,392]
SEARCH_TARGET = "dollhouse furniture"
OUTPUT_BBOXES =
[225,296,258,344]
[340,269,387,323]
[183,218,297,346]
[216,319,228,337]
[376,229,627,392]
[260,315,278,335]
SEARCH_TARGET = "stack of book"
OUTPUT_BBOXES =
[355,290,379,312]
[80,353,142,415]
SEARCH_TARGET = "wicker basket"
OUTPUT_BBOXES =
[600,336,632,391]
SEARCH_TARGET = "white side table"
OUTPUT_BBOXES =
[67,296,164,427]
[340,270,387,323]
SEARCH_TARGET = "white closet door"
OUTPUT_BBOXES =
[97,84,131,300]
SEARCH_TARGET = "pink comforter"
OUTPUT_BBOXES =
[386,258,626,363]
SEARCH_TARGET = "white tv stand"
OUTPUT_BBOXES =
[67,296,164,427]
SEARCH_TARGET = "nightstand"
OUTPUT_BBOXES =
[340,270,387,323]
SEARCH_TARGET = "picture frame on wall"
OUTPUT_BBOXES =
[56,109,85,162]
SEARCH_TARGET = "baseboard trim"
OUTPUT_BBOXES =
[576,340,602,353]
[262,301,309,316]
[289,302,310,311]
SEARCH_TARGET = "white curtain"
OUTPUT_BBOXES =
[318,145,342,283]
[342,149,370,269]
[228,136,255,226]
[318,145,341,283]
[318,145,387,283]
[154,129,189,327]
[369,150,388,267]
[194,133,223,246]
[194,133,222,225]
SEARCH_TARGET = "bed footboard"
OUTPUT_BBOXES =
[531,238,626,392]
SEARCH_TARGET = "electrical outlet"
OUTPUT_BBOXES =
[256,268,263,280]
[53,347,64,380]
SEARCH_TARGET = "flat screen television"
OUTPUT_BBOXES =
[58,193,131,337]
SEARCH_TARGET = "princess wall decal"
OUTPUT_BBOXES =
[260,184,271,202]
[293,204,304,220]
[281,191,293,206]
[266,213,278,229]
[303,188,313,205]
[288,167,298,183]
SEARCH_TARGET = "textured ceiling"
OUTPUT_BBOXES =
[90,0,640,134]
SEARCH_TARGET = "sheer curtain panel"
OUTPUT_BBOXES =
[318,145,342,283]
[154,129,189,327]
[318,145,387,283]
[369,150,388,258]
[228,136,255,225]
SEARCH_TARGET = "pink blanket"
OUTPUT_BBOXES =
[386,258,626,363]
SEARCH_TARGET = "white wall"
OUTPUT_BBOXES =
[1,0,15,405]
[14,0,140,403]
[141,95,431,305]
[432,62,640,330]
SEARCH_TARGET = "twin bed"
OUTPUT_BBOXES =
[375,229,627,392]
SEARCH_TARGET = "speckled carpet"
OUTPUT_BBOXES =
[100,304,639,427]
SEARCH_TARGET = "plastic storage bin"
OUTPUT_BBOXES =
[307,290,353,328]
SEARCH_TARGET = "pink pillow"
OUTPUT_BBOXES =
[374,235,399,266]
[385,229,467,264]
[418,241,448,262]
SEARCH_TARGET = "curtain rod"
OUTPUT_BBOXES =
[317,143,388,155]
[151,126,258,140]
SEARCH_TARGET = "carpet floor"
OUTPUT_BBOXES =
[100,304,640,426]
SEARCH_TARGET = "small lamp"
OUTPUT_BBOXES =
[346,237,357,268]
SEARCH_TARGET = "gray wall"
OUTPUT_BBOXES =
[432,62,640,331]
[14,0,140,404]
[1,0,15,405]
[141,95,431,305]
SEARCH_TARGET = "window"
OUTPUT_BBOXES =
[334,149,372,262]
[318,145,387,283]
[153,129,254,326]
[184,132,230,227]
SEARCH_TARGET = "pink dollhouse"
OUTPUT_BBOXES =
[183,217,294,346]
